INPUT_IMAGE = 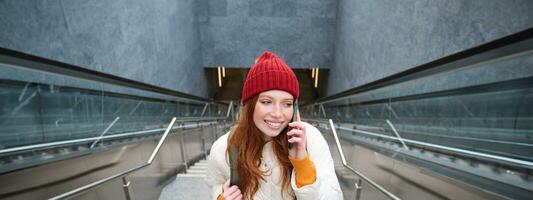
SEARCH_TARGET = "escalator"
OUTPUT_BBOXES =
[1,28,532,200]
[300,28,533,200]
[0,48,235,199]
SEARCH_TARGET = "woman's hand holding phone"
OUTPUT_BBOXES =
[223,180,243,200]
[287,114,307,160]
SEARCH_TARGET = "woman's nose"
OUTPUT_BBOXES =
[270,104,284,118]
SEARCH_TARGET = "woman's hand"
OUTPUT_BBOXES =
[287,121,307,159]
[223,180,243,200]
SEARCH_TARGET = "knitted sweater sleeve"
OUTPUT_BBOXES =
[205,133,231,200]
[291,123,344,200]
[289,154,317,188]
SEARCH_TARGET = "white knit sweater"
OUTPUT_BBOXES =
[205,122,343,200]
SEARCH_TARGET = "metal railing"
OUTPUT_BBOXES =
[307,118,401,200]
[0,116,227,156]
[308,116,533,200]
[48,117,177,200]
[49,102,233,200]
[336,123,533,170]
[48,116,227,200]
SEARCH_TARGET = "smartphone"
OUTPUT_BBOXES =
[289,100,299,149]
[229,145,240,187]
[230,166,239,187]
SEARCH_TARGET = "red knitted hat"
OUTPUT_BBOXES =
[241,51,299,104]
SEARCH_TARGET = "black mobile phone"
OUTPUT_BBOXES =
[289,100,299,149]
[230,166,239,187]
[229,145,240,187]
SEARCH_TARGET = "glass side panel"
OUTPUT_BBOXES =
[0,62,217,150]
[308,47,533,163]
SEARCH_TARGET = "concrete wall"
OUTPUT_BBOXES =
[0,0,207,97]
[198,0,337,68]
[330,0,533,96]
[3,0,531,98]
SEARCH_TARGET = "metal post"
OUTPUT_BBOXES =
[179,130,188,173]
[201,125,207,158]
[90,117,120,148]
[147,117,177,164]
[226,101,233,118]
[201,103,209,117]
[224,120,227,133]
[320,103,327,118]
[328,119,347,165]
[354,179,362,200]
[386,120,409,150]
[121,176,131,200]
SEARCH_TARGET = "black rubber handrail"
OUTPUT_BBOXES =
[0,47,210,103]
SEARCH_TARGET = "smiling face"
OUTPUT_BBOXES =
[253,90,294,139]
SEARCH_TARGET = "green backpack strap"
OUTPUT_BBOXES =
[228,130,240,187]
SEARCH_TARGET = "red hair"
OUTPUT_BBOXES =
[227,95,294,199]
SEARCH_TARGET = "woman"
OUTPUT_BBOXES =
[206,51,343,200]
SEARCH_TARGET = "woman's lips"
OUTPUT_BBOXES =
[265,120,283,129]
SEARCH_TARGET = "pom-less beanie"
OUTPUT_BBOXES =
[241,51,299,104]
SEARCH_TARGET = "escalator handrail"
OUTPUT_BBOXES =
[0,47,211,103]
[309,118,533,170]
[337,123,533,170]
[0,116,227,155]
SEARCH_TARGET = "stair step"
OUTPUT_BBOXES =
[187,169,205,174]
[189,166,207,170]
[177,173,206,178]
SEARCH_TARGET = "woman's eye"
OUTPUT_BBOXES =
[261,101,271,104]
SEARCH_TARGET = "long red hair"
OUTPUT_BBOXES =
[227,95,294,199]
